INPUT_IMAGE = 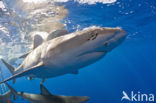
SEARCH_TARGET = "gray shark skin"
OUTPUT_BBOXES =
[0,90,12,103]
[6,83,90,103]
[0,26,126,83]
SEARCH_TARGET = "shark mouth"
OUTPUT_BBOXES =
[77,50,107,57]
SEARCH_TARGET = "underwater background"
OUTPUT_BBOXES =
[0,0,156,103]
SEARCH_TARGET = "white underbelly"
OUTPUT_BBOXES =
[46,51,105,72]
[35,48,106,78]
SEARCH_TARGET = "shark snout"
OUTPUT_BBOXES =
[113,28,127,42]
[117,28,126,38]
[96,27,126,40]
[101,28,126,52]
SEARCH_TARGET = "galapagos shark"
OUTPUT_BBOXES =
[0,26,126,84]
[6,83,90,103]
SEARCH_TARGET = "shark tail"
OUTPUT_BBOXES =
[1,59,16,75]
[5,83,18,100]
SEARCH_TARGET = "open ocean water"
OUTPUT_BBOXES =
[0,0,156,103]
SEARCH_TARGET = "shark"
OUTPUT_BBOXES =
[0,26,126,84]
[6,83,90,103]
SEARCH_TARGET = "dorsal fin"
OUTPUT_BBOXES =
[40,84,52,96]
[47,29,68,41]
[33,35,44,49]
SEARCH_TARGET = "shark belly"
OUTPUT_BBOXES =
[33,45,106,78]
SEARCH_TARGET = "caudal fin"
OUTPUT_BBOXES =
[1,59,16,75]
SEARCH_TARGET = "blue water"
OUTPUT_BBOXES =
[1,0,156,103]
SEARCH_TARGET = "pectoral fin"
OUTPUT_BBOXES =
[0,62,44,84]
[19,52,31,58]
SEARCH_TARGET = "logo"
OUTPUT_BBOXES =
[121,91,155,102]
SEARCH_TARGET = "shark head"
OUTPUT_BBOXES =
[57,26,127,67]
[76,26,126,54]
